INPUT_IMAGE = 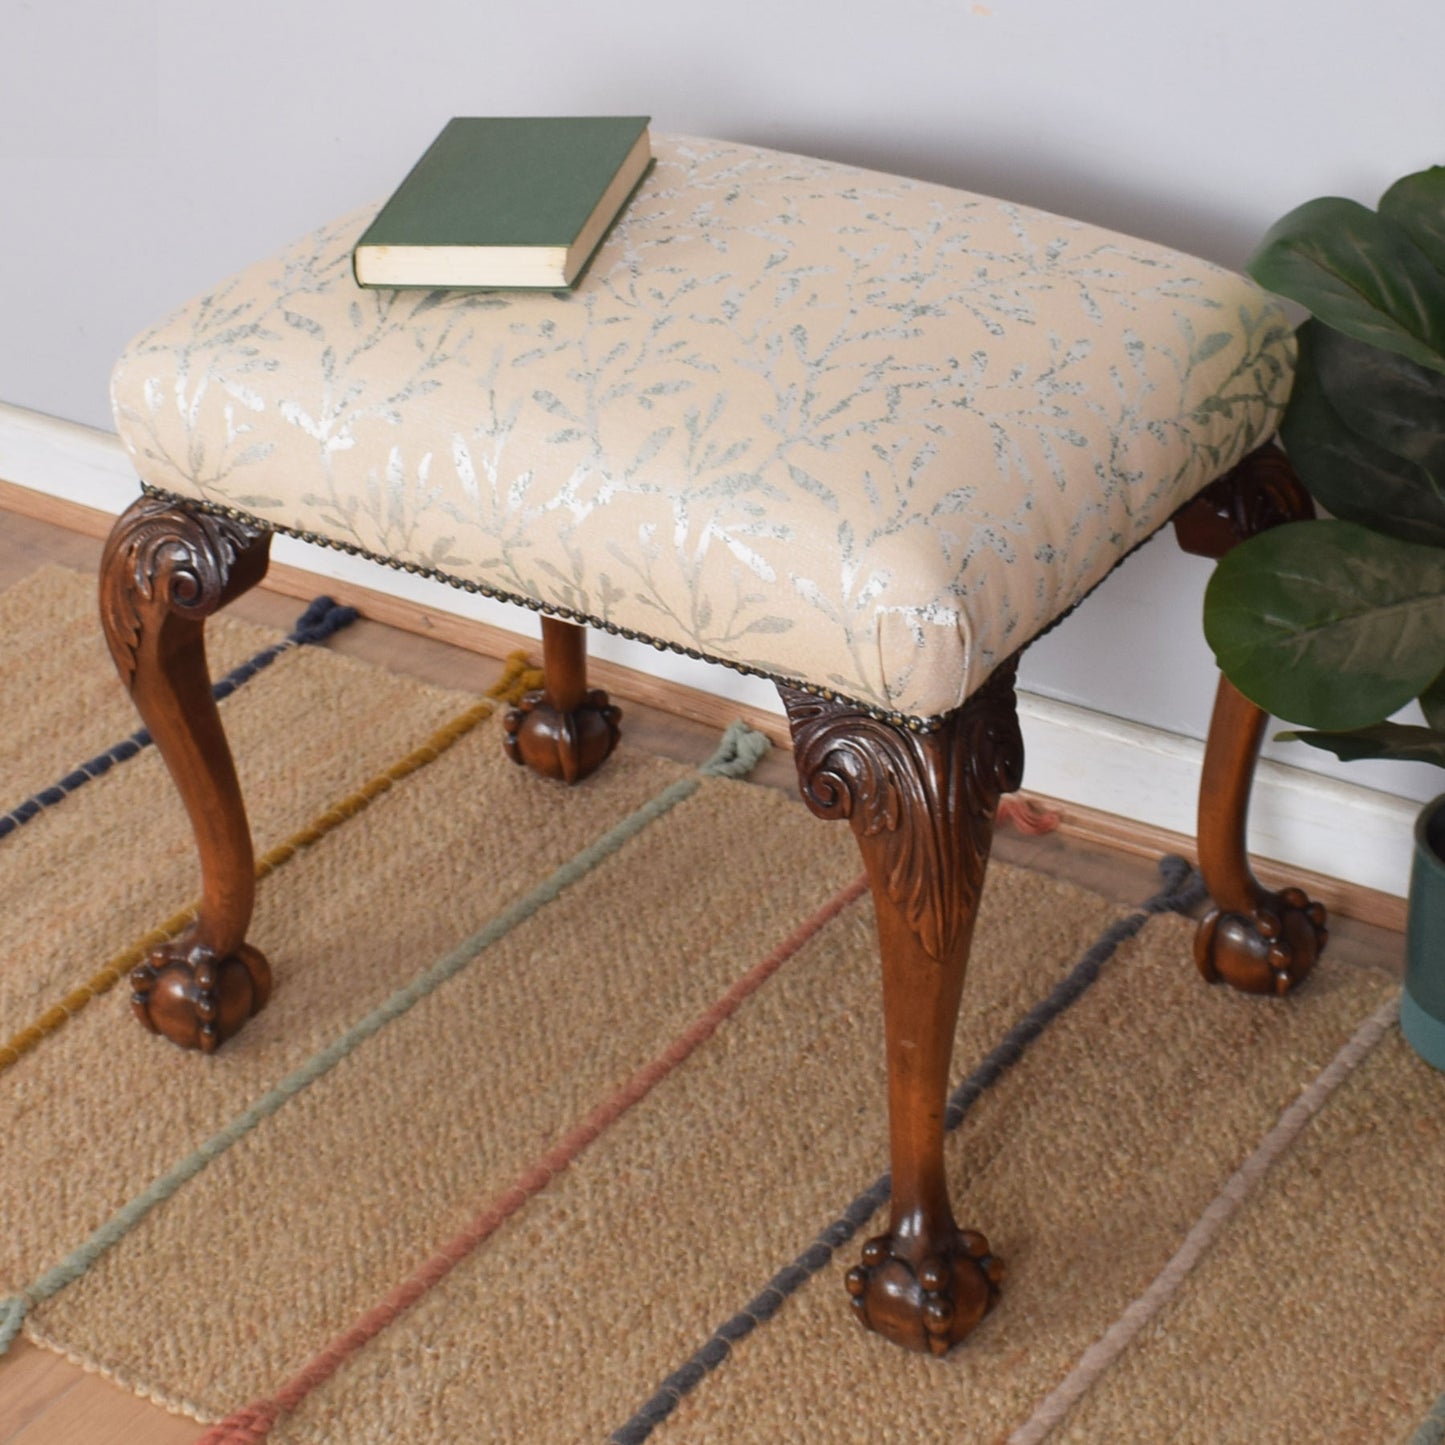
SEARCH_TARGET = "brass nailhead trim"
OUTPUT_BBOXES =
[137,484,957,734]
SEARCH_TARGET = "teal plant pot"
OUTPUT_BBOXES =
[1402,793,1445,1071]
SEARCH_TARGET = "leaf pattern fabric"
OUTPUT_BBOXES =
[111,135,1293,721]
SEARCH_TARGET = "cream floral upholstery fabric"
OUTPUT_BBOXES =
[111,135,1292,722]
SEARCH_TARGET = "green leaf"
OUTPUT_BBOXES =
[1203,520,1445,730]
[1279,721,1445,768]
[1310,319,1445,473]
[1379,167,1445,280]
[1282,322,1445,547]
[1247,196,1445,374]
[1422,669,1445,731]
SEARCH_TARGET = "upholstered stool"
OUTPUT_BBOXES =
[102,135,1327,1355]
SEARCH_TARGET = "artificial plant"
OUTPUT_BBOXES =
[1203,166,1445,766]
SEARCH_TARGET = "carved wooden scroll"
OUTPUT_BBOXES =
[786,664,1023,962]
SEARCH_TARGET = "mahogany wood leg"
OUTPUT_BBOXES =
[99,494,273,1052]
[1174,444,1329,994]
[782,660,1023,1354]
[503,615,621,784]
[1190,676,1329,993]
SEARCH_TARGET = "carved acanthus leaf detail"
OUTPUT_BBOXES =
[1173,444,1314,560]
[99,496,270,685]
[783,662,1023,961]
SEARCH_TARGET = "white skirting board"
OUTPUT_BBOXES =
[0,400,1420,899]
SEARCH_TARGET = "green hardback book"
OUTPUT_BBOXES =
[352,116,652,291]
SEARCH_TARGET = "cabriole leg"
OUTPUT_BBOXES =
[99,494,273,1051]
[781,660,1023,1354]
[503,615,621,784]
[1174,444,1329,994]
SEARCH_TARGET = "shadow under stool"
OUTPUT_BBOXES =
[100,134,1327,1356]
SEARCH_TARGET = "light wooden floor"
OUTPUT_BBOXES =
[0,505,1405,1444]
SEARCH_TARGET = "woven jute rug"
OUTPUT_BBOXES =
[2,566,1444,1444]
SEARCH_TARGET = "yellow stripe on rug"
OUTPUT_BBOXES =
[0,661,541,1073]
[0,573,521,1042]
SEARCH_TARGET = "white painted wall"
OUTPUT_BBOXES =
[2,0,1442,825]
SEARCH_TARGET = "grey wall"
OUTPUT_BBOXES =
[3,0,1441,798]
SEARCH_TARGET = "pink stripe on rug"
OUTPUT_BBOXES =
[1006,991,1401,1445]
[198,872,871,1445]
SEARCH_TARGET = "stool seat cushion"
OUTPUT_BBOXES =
[111,135,1292,723]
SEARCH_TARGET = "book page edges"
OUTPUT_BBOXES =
[561,130,653,282]
[354,242,572,287]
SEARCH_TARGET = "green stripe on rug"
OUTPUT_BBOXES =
[0,723,768,1359]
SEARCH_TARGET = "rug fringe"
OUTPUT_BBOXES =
[998,796,1062,835]
[0,1295,26,1354]
[492,650,546,707]
[196,1403,281,1444]
[700,721,771,779]
[287,596,358,643]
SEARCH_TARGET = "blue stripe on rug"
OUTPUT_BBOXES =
[608,855,1208,1445]
[0,596,357,841]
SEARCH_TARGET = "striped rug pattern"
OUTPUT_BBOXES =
[2,566,1444,1444]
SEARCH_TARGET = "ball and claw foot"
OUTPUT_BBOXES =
[503,688,622,785]
[1195,886,1328,996]
[130,935,273,1053]
[844,1228,1004,1355]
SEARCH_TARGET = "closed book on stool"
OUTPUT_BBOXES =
[352,115,652,290]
